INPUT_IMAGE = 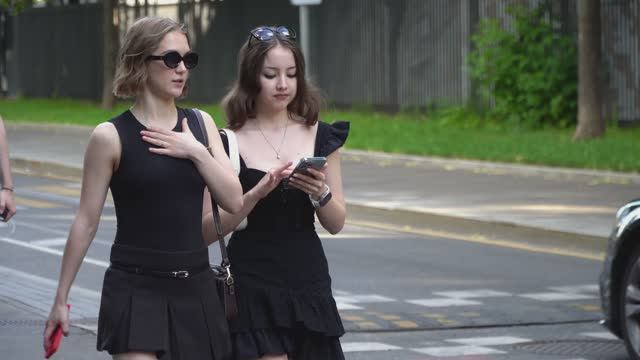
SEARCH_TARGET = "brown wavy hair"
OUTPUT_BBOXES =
[113,17,189,98]
[222,27,324,130]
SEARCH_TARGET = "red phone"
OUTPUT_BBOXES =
[44,304,70,359]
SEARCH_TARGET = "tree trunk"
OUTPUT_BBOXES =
[574,0,604,140]
[134,0,140,20]
[101,0,117,110]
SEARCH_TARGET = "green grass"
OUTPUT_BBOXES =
[1,98,639,172]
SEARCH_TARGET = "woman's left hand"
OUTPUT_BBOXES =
[286,166,328,199]
[141,118,203,159]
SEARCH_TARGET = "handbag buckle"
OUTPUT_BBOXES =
[171,270,190,279]
[224,266,234,285]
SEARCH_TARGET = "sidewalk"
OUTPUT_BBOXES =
[6,122,639,243]
[0,298,108,359]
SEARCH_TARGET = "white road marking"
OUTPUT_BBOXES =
[406,298,482,307]
[411,345,505,356]
[448,336,531,346]
[0,265,100,320]
[548,285,599,293]
[0,237,109,267]
[433,289,512,299]
[30,238,68,247]
[342,342,402,352]
[336,303,363,310]
[519,292,595,301]
[581,331,619,340]
[333,295,396,303]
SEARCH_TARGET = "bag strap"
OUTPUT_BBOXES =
[220,128,240,175]
[192,108,231,267]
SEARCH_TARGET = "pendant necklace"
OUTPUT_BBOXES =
[256,117,289,159]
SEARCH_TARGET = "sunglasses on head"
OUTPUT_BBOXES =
[146,51,199,69]
[248,26,296,45]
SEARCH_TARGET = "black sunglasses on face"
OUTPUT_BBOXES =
[146,51,199,69]
[249,26,296,46]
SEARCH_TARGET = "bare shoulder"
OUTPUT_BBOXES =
[290,115,317,132]
[196,110,217,127]
[88,122,119,155]
[91,122,117,141]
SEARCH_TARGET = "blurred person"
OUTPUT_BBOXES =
[215,25,348,360]
[0,116,16,221]
[43,16,243,360]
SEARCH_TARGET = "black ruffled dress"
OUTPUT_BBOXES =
[221,121,349,360]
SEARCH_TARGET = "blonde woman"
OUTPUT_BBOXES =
[43,17,242,360]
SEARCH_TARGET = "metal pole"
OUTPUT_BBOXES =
[299,5,310,78]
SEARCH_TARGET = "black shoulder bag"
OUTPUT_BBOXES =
[192,108,238,320]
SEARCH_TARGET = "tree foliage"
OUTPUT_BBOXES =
[0,0,30,14]
[467,3,578,128]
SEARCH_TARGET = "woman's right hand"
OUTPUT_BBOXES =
[249,162,292,199]
[43,303,70,351]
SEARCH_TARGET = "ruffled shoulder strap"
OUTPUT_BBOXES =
[314,121,350,157]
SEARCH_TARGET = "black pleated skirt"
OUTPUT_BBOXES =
[96,244,232,360]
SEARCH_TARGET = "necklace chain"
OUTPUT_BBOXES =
[256,117,289,159]
[131,107,151,128]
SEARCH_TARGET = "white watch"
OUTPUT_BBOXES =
[310,185,332,209]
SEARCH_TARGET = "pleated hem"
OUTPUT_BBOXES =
[97,267,232,360]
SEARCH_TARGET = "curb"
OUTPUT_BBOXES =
[6,122,639,183]
[5,122,94,136]
[10,156,608,257]
[343,150,640,185]
[346,203,607,258]
[10,158,83,180]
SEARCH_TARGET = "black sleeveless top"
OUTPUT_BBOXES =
[109,108,207,251]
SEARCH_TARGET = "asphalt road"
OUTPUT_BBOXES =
[0,173,627,359]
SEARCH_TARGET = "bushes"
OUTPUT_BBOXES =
[467,4,577,128]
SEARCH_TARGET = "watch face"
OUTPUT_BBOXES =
[319,191,332,207]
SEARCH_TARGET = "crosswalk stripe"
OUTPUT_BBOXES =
[448,336,531,346]
[32,185,81,197]
[342,342,402,352]
[0,265,100,320]
[15,196,63,209]
[581,331,619,340]
[0,237,109,267]
[30,238,68,246]
[411,345,506,356]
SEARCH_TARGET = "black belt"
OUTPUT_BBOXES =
[110,263,210,279]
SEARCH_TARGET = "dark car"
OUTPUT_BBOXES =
[599,199,640,359]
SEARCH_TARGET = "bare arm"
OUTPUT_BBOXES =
[314,150,346,234]
[195,111,243,213]
[286,150,346,234]
[0,117,16,221]
[202,162,291,243]
[43,123,117,349]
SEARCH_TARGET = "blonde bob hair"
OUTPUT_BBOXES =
[113,17,189,98]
